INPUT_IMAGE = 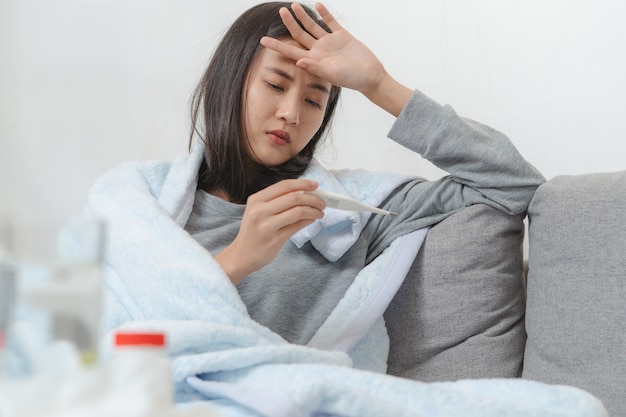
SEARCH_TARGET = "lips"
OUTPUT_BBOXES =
[267,130,291,146]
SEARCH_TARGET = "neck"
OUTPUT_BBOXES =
[208,189,232,202]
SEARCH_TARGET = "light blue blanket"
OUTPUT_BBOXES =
[86,144,607,417]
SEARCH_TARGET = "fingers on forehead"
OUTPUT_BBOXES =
[290,3,329,38]
[279,6,316,47]
[260,36,308,62]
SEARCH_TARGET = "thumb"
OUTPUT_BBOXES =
[296,58,314,70]
[296,58,351,91]
[296,58,327,78]
[296,58,341,87]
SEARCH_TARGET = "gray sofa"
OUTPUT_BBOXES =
[384,170,626,417]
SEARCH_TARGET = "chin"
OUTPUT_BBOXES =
[256,154,292,167]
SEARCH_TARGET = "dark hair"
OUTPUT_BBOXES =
[189,2,341,203]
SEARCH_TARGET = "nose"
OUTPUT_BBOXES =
[276,95,300,125]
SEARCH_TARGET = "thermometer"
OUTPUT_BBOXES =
[307,189,396,216]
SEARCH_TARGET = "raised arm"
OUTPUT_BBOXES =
[261,2,545,264]
[364,90,546,261]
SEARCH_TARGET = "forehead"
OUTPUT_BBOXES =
[252,43,331,90]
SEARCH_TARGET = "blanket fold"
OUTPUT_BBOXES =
[87,145,607,417]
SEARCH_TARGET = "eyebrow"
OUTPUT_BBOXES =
[263,66,330,94]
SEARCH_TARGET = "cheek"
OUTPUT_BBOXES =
[244,90,272,137]
[302,112,325,141]
[245,88,266,118]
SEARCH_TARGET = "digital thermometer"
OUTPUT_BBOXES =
[307,189,396,216]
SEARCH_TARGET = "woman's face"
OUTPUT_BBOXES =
[243,40,332,166]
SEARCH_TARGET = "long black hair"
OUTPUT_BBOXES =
[189,2,341,203]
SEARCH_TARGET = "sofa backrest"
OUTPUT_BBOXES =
[524,171,626,417]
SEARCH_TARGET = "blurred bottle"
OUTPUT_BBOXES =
[20,216,106,367]
[0,215,16,378]
[54,216,106,366]
[0,261,16,378]
[0,329,220,416]
[111,331,174,409]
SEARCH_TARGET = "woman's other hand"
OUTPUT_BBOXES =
[214,179,325,285]
[260,2,413,117]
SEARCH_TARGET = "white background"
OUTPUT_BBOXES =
[1,0,625,234]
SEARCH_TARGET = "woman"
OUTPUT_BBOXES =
[181,2,544,345]
[83,4,604,416]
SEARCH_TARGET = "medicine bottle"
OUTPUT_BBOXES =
[111,331,173,409]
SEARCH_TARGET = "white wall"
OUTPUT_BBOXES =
[2,0,625,232]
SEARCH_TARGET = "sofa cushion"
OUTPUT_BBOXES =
[523,171,626,417]
[385,203,527,381]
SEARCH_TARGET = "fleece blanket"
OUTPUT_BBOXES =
[86,144,607,417]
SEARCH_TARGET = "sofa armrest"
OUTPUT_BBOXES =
[385,203,527,381]
[523,171,626,417]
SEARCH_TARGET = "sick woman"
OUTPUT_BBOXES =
[82,4,587,416]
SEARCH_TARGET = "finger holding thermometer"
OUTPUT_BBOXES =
[306,189,396,216]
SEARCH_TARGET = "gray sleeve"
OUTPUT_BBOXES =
[363,89,545,261]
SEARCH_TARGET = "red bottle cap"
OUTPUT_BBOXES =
[114,332,166,347]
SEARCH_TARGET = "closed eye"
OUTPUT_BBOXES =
[265,82,283,92]
[264,81,321,109]
[305,98,322,109]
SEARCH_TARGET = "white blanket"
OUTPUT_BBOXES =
[86,144,607,417]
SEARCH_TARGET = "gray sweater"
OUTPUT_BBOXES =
[184,90,545,345]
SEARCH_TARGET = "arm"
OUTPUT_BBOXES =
[364,90,545,261]
[263,3,545,257]
[388,89,545,216]
[262,2,543,203]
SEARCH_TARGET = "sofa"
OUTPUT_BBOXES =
[384,170,626,417]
